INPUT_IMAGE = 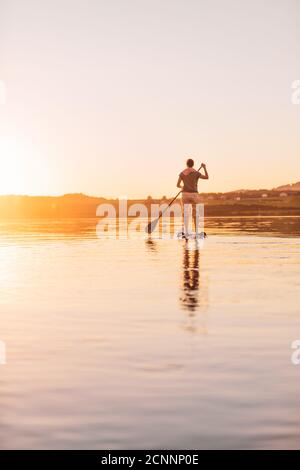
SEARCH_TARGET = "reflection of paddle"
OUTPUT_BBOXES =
[145,164,203,235]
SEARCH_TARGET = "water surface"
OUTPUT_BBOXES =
[0,217,300,449]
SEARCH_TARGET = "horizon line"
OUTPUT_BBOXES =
[0,185,299,200]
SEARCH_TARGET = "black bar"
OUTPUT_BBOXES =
[0,450,300,466]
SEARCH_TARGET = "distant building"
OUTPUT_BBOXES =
[236,196,241,201]
[280,192,288,197]
[261,193,268,198]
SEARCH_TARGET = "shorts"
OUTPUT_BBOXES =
[182,192,201,204]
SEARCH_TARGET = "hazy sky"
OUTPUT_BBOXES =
[0,0,299,197]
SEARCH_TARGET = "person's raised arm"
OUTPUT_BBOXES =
[199,163,209,180]
[177,175,183,188]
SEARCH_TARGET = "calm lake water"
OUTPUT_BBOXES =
[0,217,300,449]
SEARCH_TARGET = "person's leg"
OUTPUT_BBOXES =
[192,194,202,236]
[181,193,191,237]
[192,203,197,233]
[195,194,204,237]
[180,197,185,236]
[183,203,191,236]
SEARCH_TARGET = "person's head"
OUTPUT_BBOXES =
[186,158,194,168]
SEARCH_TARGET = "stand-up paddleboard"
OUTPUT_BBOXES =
[177,231,207,240]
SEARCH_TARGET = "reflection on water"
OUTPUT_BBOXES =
[145,238,158,253]
[180,242,201,312]
[0,216,300,243]
[179,241,209,334]
[0,218,300,449]
[205,216,300,237]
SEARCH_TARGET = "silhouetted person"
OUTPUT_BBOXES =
[177,158,209,238]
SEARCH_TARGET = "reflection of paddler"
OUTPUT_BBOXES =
[180,244,200,312]
[179,242,209,334]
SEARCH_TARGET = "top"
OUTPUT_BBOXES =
[179,169,200,193]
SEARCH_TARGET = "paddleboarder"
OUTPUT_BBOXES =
[177,158,209,238]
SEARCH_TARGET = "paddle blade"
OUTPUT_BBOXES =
[145,217,159,234]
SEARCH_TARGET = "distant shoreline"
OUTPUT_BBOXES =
[0,191,299,218]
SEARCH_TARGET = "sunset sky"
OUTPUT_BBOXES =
[0,0,299,198]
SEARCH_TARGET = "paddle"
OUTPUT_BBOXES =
[145,164,203,234]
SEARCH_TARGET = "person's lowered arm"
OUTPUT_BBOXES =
[177,175,183,188]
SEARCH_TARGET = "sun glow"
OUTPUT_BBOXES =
[0,137,28,195]
[0,136,51,196]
